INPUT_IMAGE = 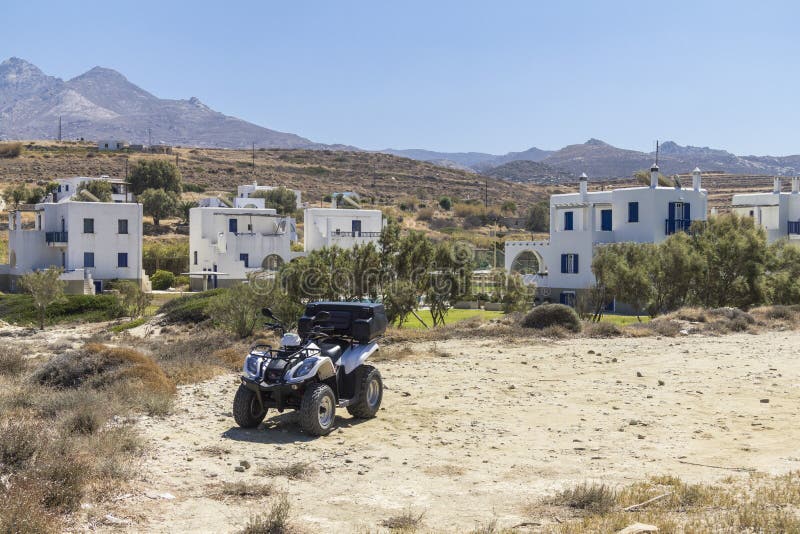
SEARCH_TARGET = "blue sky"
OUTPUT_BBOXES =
[4,1,799,155]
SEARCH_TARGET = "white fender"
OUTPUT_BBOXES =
[339,342,379,375]
[285,343,336,383]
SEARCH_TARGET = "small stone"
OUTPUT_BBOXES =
[234,466,245,472]
[239,460,251,470]
[617,523,658,534]
[636,371,643,378]
[760,398,770,404]
[658,380,665,386]
[611,357,618,363]
[637,434,645,440]
[508,384,516,390]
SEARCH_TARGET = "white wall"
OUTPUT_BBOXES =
[189,207,295,283]
[732,190,800,242]
[304,208,384,252]
[237,183,302,209]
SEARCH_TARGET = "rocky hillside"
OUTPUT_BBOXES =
[0,58,333,149]
[483,160,575,184]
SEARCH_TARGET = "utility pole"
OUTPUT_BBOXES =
[148,128,152,147]
[58,116,62,142]
[252,142,256,169]
[175,153,179,168]
[484,178,488,209]
[124,158,129,180]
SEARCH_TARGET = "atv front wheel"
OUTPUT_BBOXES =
[233,385,267,428]
[347,365,383,419]
[299,383,336,436]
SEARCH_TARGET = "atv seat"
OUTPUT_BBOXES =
[318,343,343,362]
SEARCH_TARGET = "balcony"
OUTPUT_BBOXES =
[330,231,382,238]
[665,219,692,235]
[789,221,800,235]
[45,231,68,245]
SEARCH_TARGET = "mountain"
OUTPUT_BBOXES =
[483,160,575,184]
[0,57,328,149]
[382,145,554,172]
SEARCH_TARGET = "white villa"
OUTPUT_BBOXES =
[98,140,128,151]
[731,177,800,243]
[237,182,302,210]
[0,200,147,294]
[504,166,708,309]
[188,206,298,291]
[304,207,384,252]
[54,176,134,203]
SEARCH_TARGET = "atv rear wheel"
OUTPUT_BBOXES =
[347,365,383,419]
[233,384,267,428]
[299,383,336,436]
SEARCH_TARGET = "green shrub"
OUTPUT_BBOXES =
[174,275,190,288]
[150,270,176,290]
[182,182,206,193]
[157,289,224,323]
[521,304,581,332]
[438,196,452,211]
[0,294,123,326]
[586,321,622,338]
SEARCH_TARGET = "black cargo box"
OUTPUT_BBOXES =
[298,302,388,343]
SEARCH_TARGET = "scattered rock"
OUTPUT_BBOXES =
[658,380,665,386]
[760,398,770,404]
[239,460,251,470]
[234,466,245,473]
[636,371,643,378]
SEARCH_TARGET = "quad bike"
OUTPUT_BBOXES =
[233,302,387,436]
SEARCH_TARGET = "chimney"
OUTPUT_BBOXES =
[692,167,702,191]
[774,177,782,194]
[579,172,588,195]
[650,164,659,188]
[792,177,800,194]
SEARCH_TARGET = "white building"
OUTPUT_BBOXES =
[504,166,708,308]
[98,140,128,151]
[237,182,302,210]
[0,200,147,294]
[188,206,298,290]
[732,177,800,243]
[54,176,133,203]
[304,207,384,252]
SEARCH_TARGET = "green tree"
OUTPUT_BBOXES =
[766,241,800,305]
[350,243,381,301]
[426,240,474,327]
[438,196,452,211]
[526,201,549,232]
[116,280,151,317]
[19,267,66,330]
[250,187,297,215]
[178,200,196,224]
[26,186,45,204]
[691,213,768,309]
[207,281,265,338]
[383,280,417,327]
[501,200,517,214]
[590,244,627,320]
[3,183,29,210]
[140,188,178,226]
[646,233,703,315]
[76,180,112,202]
[129,159,182,195]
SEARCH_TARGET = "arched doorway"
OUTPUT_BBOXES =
[261,254,284,272]
[510,250,541,274]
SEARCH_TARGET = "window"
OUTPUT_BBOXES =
[118,219,128,234]
[193,251,198,265]
[57,185,62,193]
[65,185,69,191]
[84,252,95,268]
[117,253,128,268]
[559,291,576,307]
[229,218,238,233]
[240,253,249,268]
[600,209,612,231]
[628,202,639,223]
[560,253,579,274]
[247,223,252,232]
[352,220,362,235]
[83,218,94,233]
[564,211,574,231]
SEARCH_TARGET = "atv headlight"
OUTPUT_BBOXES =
[244,355,262,378]
[293,357,318,378]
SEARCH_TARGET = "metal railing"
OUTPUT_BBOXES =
[665,219,692,235]
[331,231,382,238]
[45,231,68,243]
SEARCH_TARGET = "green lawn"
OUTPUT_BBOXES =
[398,308,504,329]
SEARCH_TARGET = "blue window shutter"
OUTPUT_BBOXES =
[683,203,691,221]
[601,209,612,231]
[628,202,638,222]
[559,292,567,304]
[561,254,567,273]
[574,254,579,273]
[229,218,237,233]
[564,211,573,231]
[668,202,675,220]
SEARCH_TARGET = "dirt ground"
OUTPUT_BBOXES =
[100,331,799,533]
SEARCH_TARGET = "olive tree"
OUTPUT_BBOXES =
[20,267,66,330]
[129,159,182,195]
[140,188,178,226]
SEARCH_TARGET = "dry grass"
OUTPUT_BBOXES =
[532,473,800,533]
[0,345,27,376]
[380,509,425,531]
[259,462,314,480]
[215,481,274,499]
[239,492,297,534]
[0,141,23,158]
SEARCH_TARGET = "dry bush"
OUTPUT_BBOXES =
[453,203,484,218]
[0,483,60,534]
[212,347,245,370]
[0,141,23,158]
[31,443,90,512]
[538,325,570,339]
[521,304,582,332]
[259,462,313,480]
[381,509,425,531]
[0,419,43,471]
[148,331,241,384]
[752,305,797,322]
[0,345,27,376]
[667,307,708,323]
[646,318,682,337]
[62,403,108,435]
[708,307,754,324]
[415,207,434,222]
[240,492,294,534]
[548,482,618,514]
[217,481,273,499]
[584,322,622,338]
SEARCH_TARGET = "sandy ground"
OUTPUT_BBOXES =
[102,331,800,533]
